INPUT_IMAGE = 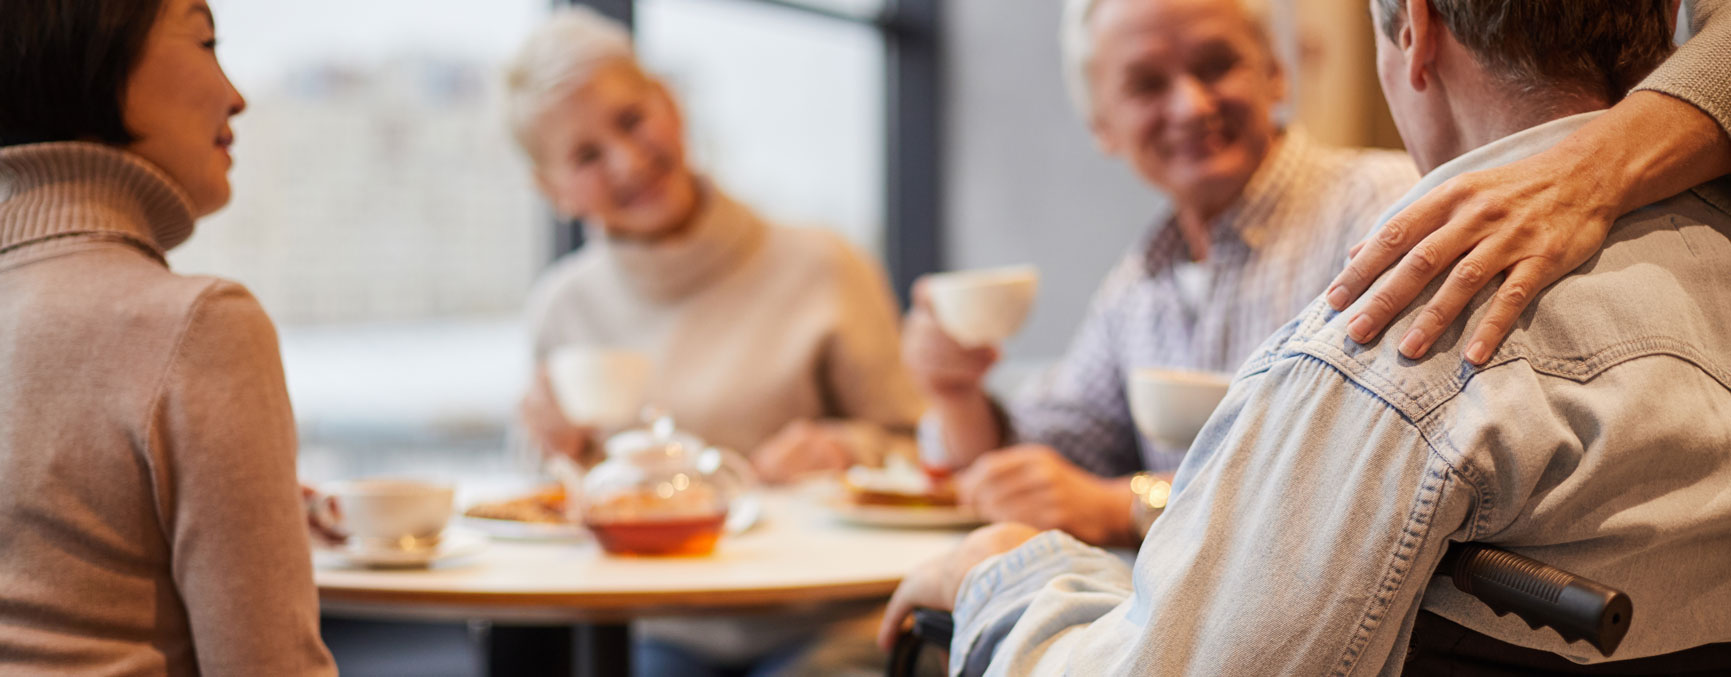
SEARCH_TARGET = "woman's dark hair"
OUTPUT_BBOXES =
[0,0,166,147]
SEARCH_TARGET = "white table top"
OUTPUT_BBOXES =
[316,489,968,623]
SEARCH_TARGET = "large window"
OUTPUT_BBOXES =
[636,0,886,250]
[169,0,930,477]
[175,0,552,477]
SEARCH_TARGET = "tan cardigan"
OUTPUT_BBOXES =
[0,143,334,676]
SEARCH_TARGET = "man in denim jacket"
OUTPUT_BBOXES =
[880,0,1731,674]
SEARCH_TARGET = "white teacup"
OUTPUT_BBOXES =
[925,265,1039,348]
[319,478,455,552]
[1127,368,1233,449]
[546,346,652,429]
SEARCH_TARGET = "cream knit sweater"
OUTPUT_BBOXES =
[0,143,334,676]
[525,182,923,465]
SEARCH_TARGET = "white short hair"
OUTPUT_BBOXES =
[504,6,637,158]
[1059,0,1276,121]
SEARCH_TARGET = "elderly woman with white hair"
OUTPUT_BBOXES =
[901,0,1418,548]
[506,7,923,677]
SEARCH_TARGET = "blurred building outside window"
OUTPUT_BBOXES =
[171,0,890,480]
[636,0,886,253]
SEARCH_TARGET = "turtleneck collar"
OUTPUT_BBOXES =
[0,142,197,264]
[595,181,768,304]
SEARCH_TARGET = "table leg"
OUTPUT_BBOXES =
[576,623,632,677]
[476,622,631,677]
[481,623,574,676]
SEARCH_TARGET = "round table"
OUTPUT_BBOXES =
[315,489,969,676]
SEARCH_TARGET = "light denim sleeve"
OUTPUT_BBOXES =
[950,531,1135,677]
[950,350,1478,676]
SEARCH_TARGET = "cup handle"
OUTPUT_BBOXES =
[303,488,347,545]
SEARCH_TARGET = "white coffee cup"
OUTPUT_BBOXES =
[1127,368,1233,449]
[318,478,455,552]
[925,265,1039,347]
[546,346,652,429]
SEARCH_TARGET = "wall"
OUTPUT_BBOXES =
[943,0,1166,362]
[941,0,1401,365]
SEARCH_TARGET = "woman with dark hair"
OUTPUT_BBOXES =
[0,0,336,674]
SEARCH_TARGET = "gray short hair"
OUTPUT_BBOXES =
[1059,0,1274,121]
[504,6,637,159]
[1373,0,1673,101]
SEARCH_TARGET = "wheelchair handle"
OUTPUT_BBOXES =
[886,544,1634,677]
[1436,543,1632,657]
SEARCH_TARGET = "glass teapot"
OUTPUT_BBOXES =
[579,412,758,556]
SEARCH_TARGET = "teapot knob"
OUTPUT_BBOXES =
[641,406,676,441]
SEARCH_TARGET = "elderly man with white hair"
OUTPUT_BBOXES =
[506,8,924,677]
[902,0,1415,547]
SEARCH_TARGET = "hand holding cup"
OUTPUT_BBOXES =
[903,269,1038,400]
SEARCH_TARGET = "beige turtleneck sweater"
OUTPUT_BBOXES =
[525,183,923,465]
[0,143,335,676]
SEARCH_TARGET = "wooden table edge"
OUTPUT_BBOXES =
[318,578,901,624]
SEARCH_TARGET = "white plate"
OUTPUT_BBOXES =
[824,500,983,529]
[315,526,489,569]
[459,516,589,542]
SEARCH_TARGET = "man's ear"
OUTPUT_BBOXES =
[1402,0,1440,92]
[1266,53,1289,104]
[1089,111,1121,156]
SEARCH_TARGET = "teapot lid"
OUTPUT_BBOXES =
[603,408,705,458]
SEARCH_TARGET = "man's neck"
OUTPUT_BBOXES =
[1173,132,1287,262]
[1431,79,1609,172]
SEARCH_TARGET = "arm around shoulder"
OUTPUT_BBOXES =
[1639,0,1731,135]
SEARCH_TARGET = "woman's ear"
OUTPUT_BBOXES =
[647,77,686,134]
[533,167,585,221]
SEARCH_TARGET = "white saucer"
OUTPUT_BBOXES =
[315,527,489,569]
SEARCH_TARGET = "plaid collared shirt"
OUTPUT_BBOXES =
[923,128,1418,475]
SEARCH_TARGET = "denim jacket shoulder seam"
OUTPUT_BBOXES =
[1497,335,1731,391]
